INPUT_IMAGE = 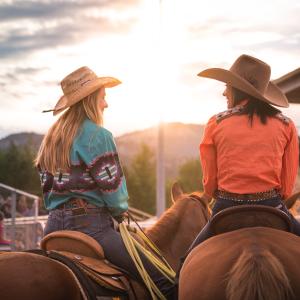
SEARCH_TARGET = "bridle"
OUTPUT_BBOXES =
[188,193,210,222]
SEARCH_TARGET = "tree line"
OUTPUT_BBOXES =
[0,142,203,214]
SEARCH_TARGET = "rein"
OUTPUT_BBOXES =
[119,212,175,300]
[189,193,204,203]
[127,211,171,267]
[188,193,210,222]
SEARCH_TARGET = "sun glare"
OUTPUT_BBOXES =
[81,0,186,126]
[29,0,234,136]
[8,0,298,139]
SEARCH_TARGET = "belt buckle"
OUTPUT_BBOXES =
[71,207,87,216]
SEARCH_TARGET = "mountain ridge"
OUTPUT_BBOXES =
[0,122,205,178]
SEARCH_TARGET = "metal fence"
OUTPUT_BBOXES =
[0,183,39,251]
[0,182,155,251]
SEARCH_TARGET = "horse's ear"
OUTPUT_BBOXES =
[285,191,300,209]
[171,182,184,203]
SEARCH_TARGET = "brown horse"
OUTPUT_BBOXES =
[0,183,210,300]
[285,191,300,217]
[179,219,300,299]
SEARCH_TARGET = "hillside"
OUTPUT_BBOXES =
[0,132,42,151]
[117,123,204,177]
[0,123,205,178]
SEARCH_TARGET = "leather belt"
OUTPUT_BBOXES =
[216,189,280,202]
[57,198,106,215]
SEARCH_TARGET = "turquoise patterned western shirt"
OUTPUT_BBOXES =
[39,119,129,216]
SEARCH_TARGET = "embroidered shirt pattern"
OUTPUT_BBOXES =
[39,119,129,215]
[216,105,246,123]
[40,153,124,195]
[41,164,97,195]
[89,152,123,192]
[275,113,290,125]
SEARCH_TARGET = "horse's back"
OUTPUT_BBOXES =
[179,227,300,300]
[0,252,82,300]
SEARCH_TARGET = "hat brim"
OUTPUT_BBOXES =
[198,68,289,108]
[53,77,121,116]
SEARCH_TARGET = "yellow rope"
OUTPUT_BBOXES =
[136,229,175,277]
[119,224,162,299]
[119,223,175,300]
[125,225,175,279]
[132,240,175,283]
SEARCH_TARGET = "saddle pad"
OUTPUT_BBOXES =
[80,264,129,292]
[53,250,129,292]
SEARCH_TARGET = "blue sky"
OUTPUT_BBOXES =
[0,0,300,139]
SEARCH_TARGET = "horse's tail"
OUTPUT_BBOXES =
[226,249,293,300]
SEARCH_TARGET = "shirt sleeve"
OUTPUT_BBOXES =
[85,129,129,216]
[199,116,218,198]
[281,121,299,200]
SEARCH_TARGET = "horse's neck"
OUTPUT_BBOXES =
[146,199,207,269]
[146,209,181,251]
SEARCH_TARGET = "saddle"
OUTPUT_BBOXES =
[210,205,292,235]
[41,231,148,300]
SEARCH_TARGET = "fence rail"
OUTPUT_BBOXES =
[0,183,39,250]
[1,182,154,250]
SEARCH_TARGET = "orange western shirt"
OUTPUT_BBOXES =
[200,106,299,200]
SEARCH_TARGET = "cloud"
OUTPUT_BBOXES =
[186,12,300,72]
[188,8,300,48]
[0,0,139,21]
[188,16,236,36]
[0,67,48,86]
[1,66,48,77]
[0,19,130,58]
[0,0,140,59]
[0,66,57,108]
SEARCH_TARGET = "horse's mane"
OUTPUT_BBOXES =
[146,192,204,246]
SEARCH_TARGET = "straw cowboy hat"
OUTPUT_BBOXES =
[44,66,121,115]
[198,54,289,108]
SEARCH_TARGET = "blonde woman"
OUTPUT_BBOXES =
[36,67,174,298]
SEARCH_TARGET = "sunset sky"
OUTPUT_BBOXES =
[1,0,300,139]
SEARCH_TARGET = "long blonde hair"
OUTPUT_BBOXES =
[35,88,103,174]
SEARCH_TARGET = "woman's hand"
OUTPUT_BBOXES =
[114,211,128,223]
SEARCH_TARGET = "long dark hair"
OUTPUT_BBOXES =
[232,87,281,125]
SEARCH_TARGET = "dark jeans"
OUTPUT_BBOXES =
[44,207,174,299]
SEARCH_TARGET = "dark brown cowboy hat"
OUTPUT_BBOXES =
[198,54,289,108]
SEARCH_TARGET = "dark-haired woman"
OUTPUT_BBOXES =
[190,54,300,249]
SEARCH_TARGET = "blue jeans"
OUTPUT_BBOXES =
[44,207,174,299]
[188,196,300,251]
